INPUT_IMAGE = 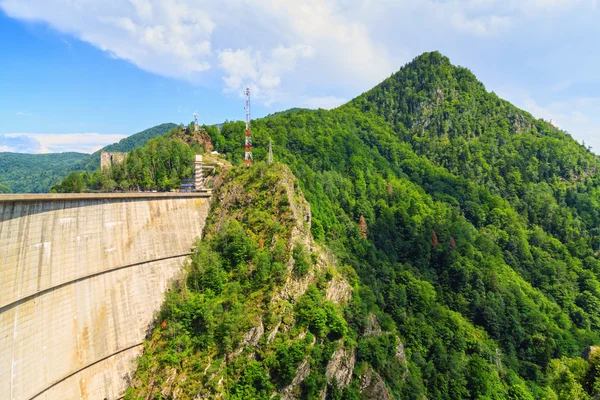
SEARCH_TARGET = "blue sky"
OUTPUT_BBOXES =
[0,0,599,154]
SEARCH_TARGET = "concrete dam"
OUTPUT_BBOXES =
[0,193,212,400]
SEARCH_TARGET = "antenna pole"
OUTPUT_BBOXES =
[244,87,252,167]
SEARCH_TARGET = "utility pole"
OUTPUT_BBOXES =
[268,138,273,165]
[244,87,252,167]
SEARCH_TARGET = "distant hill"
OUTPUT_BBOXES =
[0,152,89,193]
[0,182,12,193]
[78,123,178,171]
[0,123,177,193]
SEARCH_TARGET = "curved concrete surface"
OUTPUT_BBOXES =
[0,194,211,400]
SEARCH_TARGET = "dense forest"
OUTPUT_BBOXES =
[0,123,177,193]
[127,163,375,398]
[78,122,178,171]
[0,151,88,193]
[65,52,600,399]
[51,125,210,193]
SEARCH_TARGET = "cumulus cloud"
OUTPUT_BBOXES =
[0,134,42,153]
[0,0,597,130]
[0,0,393,104]
[0,133,126,154]
[1,0,214,79]
[2,0,593,104]
[218,44,315,104]
[300,96,346,110]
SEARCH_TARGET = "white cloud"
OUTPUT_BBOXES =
[498,86,600,151]
[449,12,511,36]
[0,133,126,154]
[543,97,600,150]
[3,0,590,105]
[218,44,315,104]
[0,0,392,105]
[550,80,573,92]
[498,85,563,125]
[300,96,346,110]
[1,0,214,79]
[0,0,597,135]
[0,134,41,153]
[15,111,32,116]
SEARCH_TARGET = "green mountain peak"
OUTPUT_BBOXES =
[53,54,600,399]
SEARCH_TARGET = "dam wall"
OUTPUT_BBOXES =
[0,193,212,400]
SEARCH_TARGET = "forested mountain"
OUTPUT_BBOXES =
[64,52,600,399]
[78,122,178,171]
[51,125,217,193]
[0,152,88,193]
[0,183,11,193]
[126,163,381,399]
[0,123,177,193]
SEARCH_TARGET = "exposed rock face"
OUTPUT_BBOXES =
[266,321,281,344]
[363,313,382,337]
[358,365,393,400]
[396,337,407,367]
[325,345,356,389]
[510,112,533,134]
[582,345,600,361]
[172,127,214,152]
[280,359,311,400]
[242,319,264,347]
[126,164,364,399]
[325,277,353,304]
[395,337,410,381]
[231,319,265,358]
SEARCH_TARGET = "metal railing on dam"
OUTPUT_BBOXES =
[0,192,212,400]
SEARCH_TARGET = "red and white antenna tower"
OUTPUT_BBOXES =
[244,87,253,166]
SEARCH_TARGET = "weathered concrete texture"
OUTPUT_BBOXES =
[40,346,143,400]
[0,195,211,400]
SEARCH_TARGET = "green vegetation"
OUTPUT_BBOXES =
[51,125,214,193]
[127,163,369,398]
[51,132,195,192]
[0,123,177,193]
[0,152,88,193]
[190,52,600,398]
[0,183,10,193]
[91,51,600,399]
[79,122,178,170]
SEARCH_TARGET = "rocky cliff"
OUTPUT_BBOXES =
[125,162,405,399]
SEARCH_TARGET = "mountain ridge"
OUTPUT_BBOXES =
[0,123,177,193]
[55,51,600,399]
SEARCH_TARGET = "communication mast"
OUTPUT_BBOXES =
[244,87,253,166]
